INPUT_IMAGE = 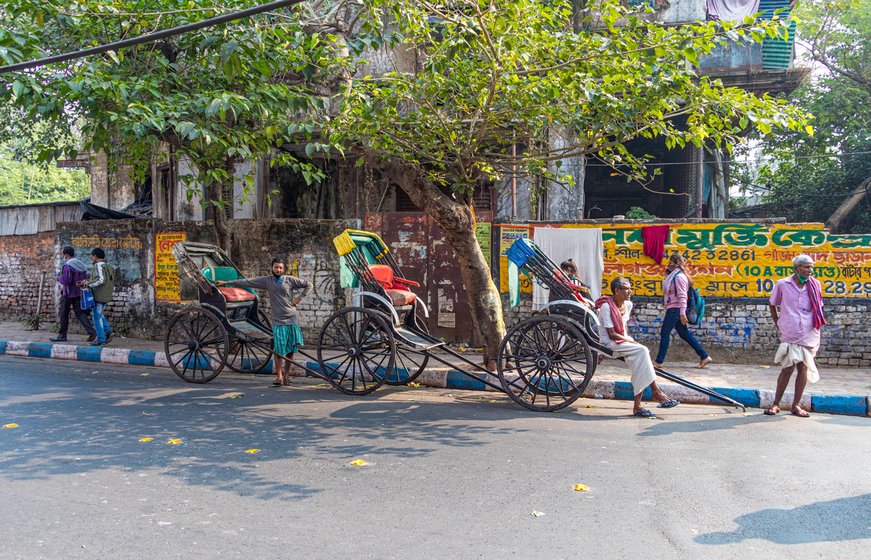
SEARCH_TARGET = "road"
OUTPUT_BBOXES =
[1,355,869,560]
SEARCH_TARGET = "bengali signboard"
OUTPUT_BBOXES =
[496,223,871,298]
[498,225,532,292]
[155,232,186,302]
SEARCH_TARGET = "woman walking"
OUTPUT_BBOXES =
[654,253,712,368]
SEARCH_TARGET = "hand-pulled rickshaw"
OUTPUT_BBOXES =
[164,242,274,383]
[165,232,744,413]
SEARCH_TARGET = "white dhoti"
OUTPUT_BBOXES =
[774,343,820,383]
[610,341,656,396]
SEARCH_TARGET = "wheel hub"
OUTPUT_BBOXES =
[535,356,551,370]
[348,346,360,357]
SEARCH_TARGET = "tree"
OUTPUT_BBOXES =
[733,0,870,232]
[3,0,809,361]
[329,0,808,362]
[0,0,345,249]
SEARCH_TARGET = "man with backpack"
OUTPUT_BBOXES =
[654,252,712,368]
[79,248,115,346]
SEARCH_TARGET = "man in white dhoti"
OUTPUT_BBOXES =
[765,254,826,417]
[595,277,679,417]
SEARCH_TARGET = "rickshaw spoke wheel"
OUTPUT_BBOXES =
[496,315,593,412]
[164,307,229,384]
[317,307,395,395]
[227,310,273,374]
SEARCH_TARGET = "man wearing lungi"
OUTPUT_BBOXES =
[218,257,312,387]
[765,254,826,417]
[595,277,679,418]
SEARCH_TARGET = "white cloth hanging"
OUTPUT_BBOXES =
[531,227,603,311]
[706,0,761,21]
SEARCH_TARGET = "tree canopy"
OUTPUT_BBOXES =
[1,0,813,358]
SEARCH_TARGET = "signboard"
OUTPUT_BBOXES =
[155,232,186,302]
[475,222,492,265]
[497,223,871,298]
[498,225,532,293]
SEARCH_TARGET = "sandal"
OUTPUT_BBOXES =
[633,408,657,418]
[763,405,780,416]
[791,407,810,418]
[272,379,282,386]
[697,357,713,369]
[657,398,680,409]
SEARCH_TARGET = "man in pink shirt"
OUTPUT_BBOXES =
[765,254,825,417]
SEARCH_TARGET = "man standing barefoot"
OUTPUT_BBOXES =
[765,254,826,418]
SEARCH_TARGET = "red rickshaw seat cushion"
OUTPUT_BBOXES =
[219,287,256,303]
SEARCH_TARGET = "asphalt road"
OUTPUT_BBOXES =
[1,355,869,560]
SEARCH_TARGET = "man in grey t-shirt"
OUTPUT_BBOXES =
[218,258,312,386]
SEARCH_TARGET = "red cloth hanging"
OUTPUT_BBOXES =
[641,225,670,263]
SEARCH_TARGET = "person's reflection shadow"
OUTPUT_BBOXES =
[696,494,871,545]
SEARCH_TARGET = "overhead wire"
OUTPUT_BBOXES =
[0,0,306,74]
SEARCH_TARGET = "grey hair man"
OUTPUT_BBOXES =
[765,254,826,417]
[594,277,679,418]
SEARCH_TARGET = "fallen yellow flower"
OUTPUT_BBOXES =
[2,423,19,429]
[245,448,260,454]
[349,459,367,467]
[167,439,182,445]
[574,484,589,492]
[138,437,154,443]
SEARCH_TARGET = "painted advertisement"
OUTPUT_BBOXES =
[496,223,871,298]
[154,232,186,302]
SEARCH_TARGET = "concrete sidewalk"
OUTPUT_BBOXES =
[2,321,869,417]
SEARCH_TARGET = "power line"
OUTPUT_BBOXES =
[0,0,306,74]
[584,150,871,167]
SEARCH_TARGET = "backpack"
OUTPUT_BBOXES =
[669,270,705,326]
[685,284,705,326]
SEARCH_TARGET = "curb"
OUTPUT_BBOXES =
[2,339,869,418]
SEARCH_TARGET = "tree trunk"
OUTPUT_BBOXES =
[206,161,233,255]
[825,174,871,233]
[374,161,505,366]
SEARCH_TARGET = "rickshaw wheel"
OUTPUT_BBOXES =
[384,312,429,386]
[496,315,593,412]
[226,310,273,374]
[317,307,395,395]
[164,307,230,384]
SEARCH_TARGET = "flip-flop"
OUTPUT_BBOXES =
[791,409,810,418]
[633,408,657,418]
[764,406,780,416]
[271,379,282,386]
[657,398,680,409]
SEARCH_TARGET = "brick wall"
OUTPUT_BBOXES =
[500,293,871,366]
[0,232,56,322]
[56,220,155,336]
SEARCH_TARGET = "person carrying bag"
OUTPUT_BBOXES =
[79,248,116,346]
[654,253,712,368]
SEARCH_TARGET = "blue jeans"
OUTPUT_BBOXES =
[655,308,708,364]
[93,301,112,343]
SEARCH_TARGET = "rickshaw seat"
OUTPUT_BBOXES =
[385,288,417,306]
[369,264,420,289]
[219,287,257,303]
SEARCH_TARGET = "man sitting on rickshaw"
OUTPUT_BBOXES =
[595,277,679,418]
[218,257,312,386]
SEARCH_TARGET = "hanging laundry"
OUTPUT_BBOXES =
[641,225,670,264]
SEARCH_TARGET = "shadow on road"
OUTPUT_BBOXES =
[0,359,615,502]
[636,411,775,436]
[695,494,871,545]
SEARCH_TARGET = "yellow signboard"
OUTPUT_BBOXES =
[155,232,186,302]
[497,223,871,298]
[498,225,532,292]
